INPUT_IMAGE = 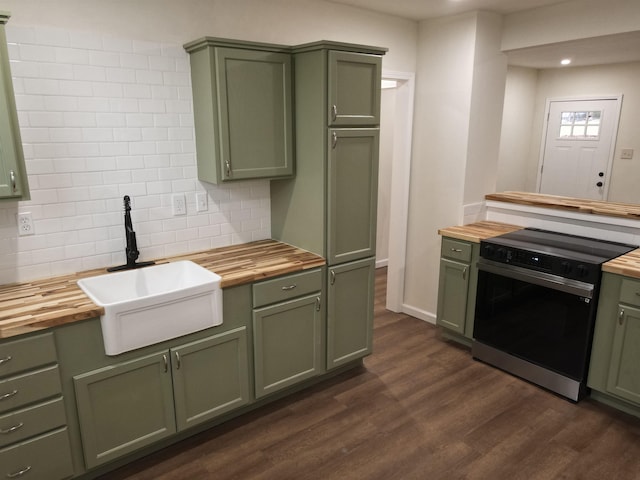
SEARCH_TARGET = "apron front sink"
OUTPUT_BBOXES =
[78,261,223,355]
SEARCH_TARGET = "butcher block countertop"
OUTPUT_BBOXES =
[603,248,640,279]
[0,240,325,339]
[438,220,524,243]
[486,191,640,219]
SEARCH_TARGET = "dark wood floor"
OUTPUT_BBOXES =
[104,268,640,480]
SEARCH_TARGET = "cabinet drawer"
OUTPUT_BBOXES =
[0,397,66,448]
[253,269,322,308]
[620,277,640,307]
[0,333,57,379]
[441,238,472,262]
[0,365,61,415]
[0,427,74,480]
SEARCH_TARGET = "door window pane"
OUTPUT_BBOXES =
[558,110,601,139]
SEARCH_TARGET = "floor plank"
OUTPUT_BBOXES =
[103,268,640,480]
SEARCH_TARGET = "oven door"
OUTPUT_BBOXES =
[474,259,597,381]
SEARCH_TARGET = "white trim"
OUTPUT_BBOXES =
[375,258,388,268]
[401,304,436,325]
[536,94,623,200]
[382,69,415,313]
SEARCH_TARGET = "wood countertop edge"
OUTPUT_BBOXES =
[438,221,525,243]
[0,240,326,340]
[485,192,640,220]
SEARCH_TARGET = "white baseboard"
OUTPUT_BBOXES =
[401,304,436,325]
[375,258,388,269]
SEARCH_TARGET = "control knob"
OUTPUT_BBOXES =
[560,261,572,275]
[576,264,589,278]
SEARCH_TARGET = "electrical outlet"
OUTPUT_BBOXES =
[17,212,34,236]
[172,193,186,216]
[196,192,208,212]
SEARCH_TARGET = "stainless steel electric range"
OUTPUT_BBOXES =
[472,228,637,401]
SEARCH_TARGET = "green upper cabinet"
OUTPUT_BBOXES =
[328,51,382,126]
[185,38,294,183]
[0,13,29,200]
[327,128,379,265]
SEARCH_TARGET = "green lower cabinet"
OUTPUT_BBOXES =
[605,305,640,405]
[326,257,375,370]
[0,428,74,480]
[588,273,640,417]
[172,327,250,430]
[73,352,176,469]
[73,328,250,469]
[436,259,470,335]
[435,237,479,343]
[253,294,323,399]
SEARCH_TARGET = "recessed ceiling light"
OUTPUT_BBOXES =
[561,58,572,65]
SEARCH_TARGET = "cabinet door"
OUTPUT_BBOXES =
[0,18,28,199]
[436,258,470,335]
[73,352,176,469]
[216,47,293,181]
[327,128,379,265]
[253,293,323,399]
[172,327,250,431]
[606,305,640,405]
[327,257,375,370]
[328,51,382,126]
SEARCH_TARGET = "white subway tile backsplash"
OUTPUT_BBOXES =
[2,25,271,283]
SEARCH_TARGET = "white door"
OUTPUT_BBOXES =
[538,98,621,200]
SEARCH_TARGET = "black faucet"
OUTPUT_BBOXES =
[107,195,155,272]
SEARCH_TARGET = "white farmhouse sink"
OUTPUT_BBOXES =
[78,261,223,355]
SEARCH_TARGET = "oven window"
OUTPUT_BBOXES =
[474,270,595,380]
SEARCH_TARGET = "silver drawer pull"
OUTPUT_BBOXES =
[462,267,467,280]
[451,248,463,253]
[7,466,31,478]
[0,422,23,434]
[9,171,16,193]
[330,270,336,286]
[0,356,11,366]
[316,296,321,311]
[0,390,18,401]
[281,285,297,291]
[331,104,337,121]
[619,309,625,325]
[174,351,181,370]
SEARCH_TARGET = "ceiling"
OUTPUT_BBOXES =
[326,0,571,21]
[326,0,640,69]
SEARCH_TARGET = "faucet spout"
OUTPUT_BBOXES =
[107,195,155,272]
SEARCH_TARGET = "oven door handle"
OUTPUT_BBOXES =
[478,259,594,299]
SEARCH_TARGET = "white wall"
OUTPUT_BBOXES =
[497,66,538,192]
[463,11,506,206]
[0,0,418,284]
[403,13,477,321]
[502,0,640,51]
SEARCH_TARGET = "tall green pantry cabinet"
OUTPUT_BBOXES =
[271,42,386,370]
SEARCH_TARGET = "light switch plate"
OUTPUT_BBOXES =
[621,149,634,160]
[196,192,208,212]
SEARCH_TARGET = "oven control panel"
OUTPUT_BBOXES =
[480,242,598,283]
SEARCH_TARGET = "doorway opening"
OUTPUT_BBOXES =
[379,71,415,313]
